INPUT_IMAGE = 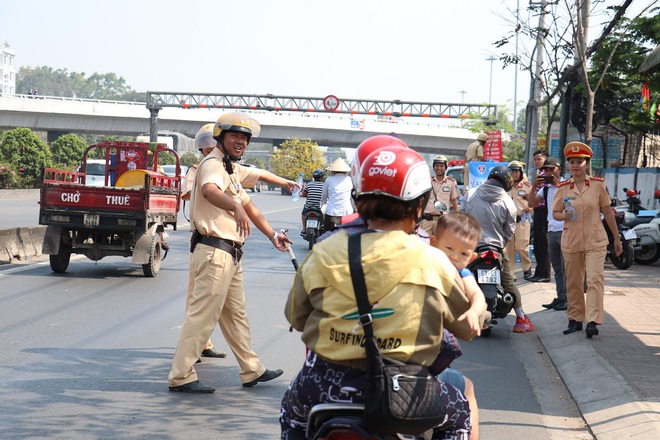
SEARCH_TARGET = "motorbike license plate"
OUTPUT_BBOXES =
[83,214,100,227]
[622,229,636,240]
[306,219,319,228]
[477,268,501,285]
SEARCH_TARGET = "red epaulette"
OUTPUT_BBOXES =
[446,177,456,182]
[591,177,605,181]
[522,181,532,187]
[556,180,571,188]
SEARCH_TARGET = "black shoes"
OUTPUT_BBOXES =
[201,348,227,358]
[169,380,216,394]
[563,320,583,334]
[242,369,284,387]
[529,276,552,283]
[553,301,567,311]
[542,298,561,309]
[585,321,599,338]
[523,270,533,280]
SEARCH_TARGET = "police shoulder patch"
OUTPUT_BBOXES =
[446,177,456,182]
[556,180,571,188]
[522,181,532,187]
[591,176,605,182]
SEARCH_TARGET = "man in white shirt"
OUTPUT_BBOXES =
[528,157,567,311]
[321,158,354,232]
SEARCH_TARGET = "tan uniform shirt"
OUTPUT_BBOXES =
[424,176,459,214]
[189,149,261,243]
[552,177,610,253]
[465,141,484,162]
[181,164,198,201]
[508,179,532,216]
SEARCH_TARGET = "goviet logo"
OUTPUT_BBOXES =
[373,150,396,165]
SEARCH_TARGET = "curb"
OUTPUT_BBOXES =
[0,226,46,264]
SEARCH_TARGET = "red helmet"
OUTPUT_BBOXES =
[356,147,431,201]
[626,189,638,197]
[351,135,408,187]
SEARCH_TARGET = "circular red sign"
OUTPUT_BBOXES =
[323,95,340,111]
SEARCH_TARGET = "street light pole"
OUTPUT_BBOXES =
[487,55,497,107]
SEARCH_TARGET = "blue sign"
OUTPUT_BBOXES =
[467,161,509,190]
[350,120,359,129]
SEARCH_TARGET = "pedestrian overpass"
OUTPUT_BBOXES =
[0,92,496,156]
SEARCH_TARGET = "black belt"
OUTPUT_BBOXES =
[191,231,243,263]
[423,213,440,221]
[516,215,522,223]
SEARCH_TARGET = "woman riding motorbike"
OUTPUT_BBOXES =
[280,146,476,439]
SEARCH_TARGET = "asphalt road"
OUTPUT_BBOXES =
[0,190,591,439]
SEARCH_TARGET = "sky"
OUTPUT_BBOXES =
[1,0,652,120]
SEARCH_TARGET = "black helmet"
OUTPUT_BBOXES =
[488,165,514,191]
[312,169,324,180]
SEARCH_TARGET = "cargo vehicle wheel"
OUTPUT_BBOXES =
[142,234,162,277]
[50,241,71,273]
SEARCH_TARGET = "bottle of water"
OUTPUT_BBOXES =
[521,212,530,226]
[564,197,576,220]
[291,172,304,202]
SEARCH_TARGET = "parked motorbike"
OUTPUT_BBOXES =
[304,206,324,250]
[631,218,660,265]
[603,208,636,270]
[466,245,516,337]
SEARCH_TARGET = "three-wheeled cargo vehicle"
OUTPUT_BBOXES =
[39,141,182,277]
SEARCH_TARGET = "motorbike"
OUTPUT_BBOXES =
[613,192,660,266]
[603,207,636,270]
[304,206,324,249]
[466,245,516,337]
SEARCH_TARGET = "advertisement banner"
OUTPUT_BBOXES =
[484,130,503,162]
[467,161,509,190]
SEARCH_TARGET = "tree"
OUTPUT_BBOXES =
[269,139,325,179]
[16,66,138,100]
[0,128,53,188]
[50,133,87,169]
[496,0,653,153]
[180,152,200,168]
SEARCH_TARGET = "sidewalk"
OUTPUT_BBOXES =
[518,260,660,439]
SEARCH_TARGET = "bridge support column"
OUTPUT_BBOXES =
[47,130,69,144]
[149,108,160,142]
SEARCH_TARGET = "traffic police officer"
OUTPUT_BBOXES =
[552,142,622,338]
[505,161,533,279]
[420,155,460,236]
[168,112,299,393]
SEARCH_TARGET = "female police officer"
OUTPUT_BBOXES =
[552,142,622,338]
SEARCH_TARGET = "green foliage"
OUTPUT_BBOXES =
[50,133,87,168]
[16,66,137,100]
[590,14,660,135]
[503,133,525,162]
[0,128,53,188]
[180,152,200,168]
[269,139,325,179]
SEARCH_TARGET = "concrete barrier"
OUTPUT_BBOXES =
[0,226,46,264]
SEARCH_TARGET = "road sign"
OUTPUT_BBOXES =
[323,95,340,111]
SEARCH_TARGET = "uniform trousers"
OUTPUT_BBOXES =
[532,205,551,278]
[505,221,531,273]
[562,247,607,324]
[168,243,265,387]
[185,254,214,351]
[419,219,438,237]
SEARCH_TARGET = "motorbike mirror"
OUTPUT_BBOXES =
[434,201,448,212]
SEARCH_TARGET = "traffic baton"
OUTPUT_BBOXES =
[280,229,299,270]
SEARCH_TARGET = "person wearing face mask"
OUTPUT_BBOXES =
[552,143,622,338]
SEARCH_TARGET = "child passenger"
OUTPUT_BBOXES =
[430,211,488,440]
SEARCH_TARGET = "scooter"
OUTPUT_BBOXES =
[304,206,324,250]
[632,218,660,265]
[466,245,516,337]
[603,208,636,270]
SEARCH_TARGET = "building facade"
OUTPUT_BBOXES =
[1,45,16,95]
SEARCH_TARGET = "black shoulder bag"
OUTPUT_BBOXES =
[347,233,446,436]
